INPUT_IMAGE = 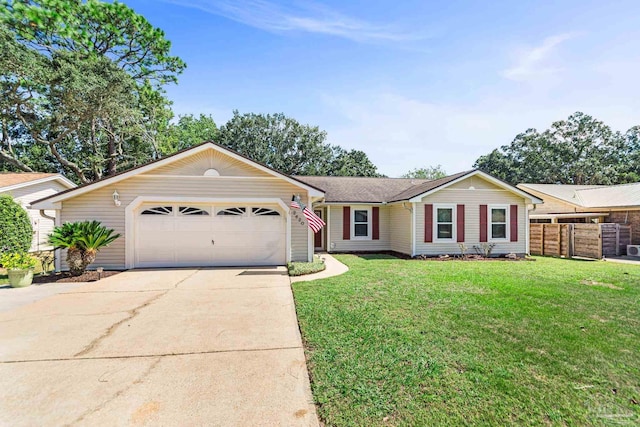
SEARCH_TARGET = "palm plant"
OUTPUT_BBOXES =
[49,221,120,276]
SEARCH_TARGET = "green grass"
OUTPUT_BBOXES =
[292,255,640,426]
[288,256,326,276]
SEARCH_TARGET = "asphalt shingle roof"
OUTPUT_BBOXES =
[518,183,640,208]
[296,171,474,203]
[0,173,59,190]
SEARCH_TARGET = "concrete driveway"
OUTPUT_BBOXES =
[0,268,318,426]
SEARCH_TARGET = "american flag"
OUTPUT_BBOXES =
[291,195,326,233]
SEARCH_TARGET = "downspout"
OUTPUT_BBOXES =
[411,202,417,257]
[39,209,55,221]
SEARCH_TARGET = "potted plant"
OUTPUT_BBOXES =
[1,252,38,288]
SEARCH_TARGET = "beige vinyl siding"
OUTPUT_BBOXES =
[327,205,391,252]
[147,149,272,177]
[415,178,528,255]
[523,188,579,214]
[389,203,412,255]
[59,176,310,270]
[2,180,68,252]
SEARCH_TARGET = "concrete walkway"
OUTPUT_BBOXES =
[0,280,91,313]
[0,267,318,426]
[290,253,349,283]
[604,256,640,265]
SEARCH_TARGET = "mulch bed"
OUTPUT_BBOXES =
[335,251,534,262]
[414,254,534,262]
[32,270,122,284]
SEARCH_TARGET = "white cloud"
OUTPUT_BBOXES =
[163,0,425,43]
[502,33,579,82]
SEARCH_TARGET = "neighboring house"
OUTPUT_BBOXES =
[0,173,76,252]
[517,183,640,244]
[31,142,541,271]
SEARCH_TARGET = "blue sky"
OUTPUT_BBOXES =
[125,0,640,177]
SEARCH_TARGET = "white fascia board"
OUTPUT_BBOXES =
[29,201,61,210]
[407,170,543,204]
[0,175,76,194]
[31,142,324,208]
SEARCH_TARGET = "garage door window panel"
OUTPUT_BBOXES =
[141,206,173,215]
[217,207,246,216]
[179,206,209,216]
[252,207,280,216]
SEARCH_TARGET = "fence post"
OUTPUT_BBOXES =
[616,224,620,256]
[541,225,545,256]
[598,224,603,259]
[570,224,575,258]
[557,224,562,257]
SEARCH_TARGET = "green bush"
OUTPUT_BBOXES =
[288,256,326,276]
[0,252,38,270]
[0,195,33,254]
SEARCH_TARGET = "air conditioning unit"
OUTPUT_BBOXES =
[627,245,640,257]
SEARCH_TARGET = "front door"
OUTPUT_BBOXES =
[314,209,324,250]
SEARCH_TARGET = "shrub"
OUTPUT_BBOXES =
[0,252,38,270]
[288,256,326,276]
[0,195,33,254]
[49,221,120,276]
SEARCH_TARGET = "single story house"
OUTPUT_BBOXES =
[31,142,541,270]
[517,183,640,244]
[0,173,76,252]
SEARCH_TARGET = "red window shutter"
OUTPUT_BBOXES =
[510,204,518,242]
[372,207,380,240]
[424,204,433,243]
[343,206,351,240]
[479,205,488,242]
[457,204,465,242]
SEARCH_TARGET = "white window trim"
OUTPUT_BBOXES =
[433,204,457,242]
[488,204,510,242]
[351,206,372,240]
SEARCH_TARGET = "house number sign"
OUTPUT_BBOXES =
[291,209,306,226]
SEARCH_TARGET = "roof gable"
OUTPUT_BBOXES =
[145,148,272,177]
[400,170,542,203]
[31,142,324,208]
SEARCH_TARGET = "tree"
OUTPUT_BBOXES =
[217,111,381,176]
[0,0,185,183]
[159,114,219,155]
[402,165,447,180]
[0,194,32,253]
[474,112,639,185]
[325,147,382,177]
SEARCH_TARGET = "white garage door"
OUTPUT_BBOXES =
[135,204,286,268]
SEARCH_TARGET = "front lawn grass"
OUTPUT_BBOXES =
[292,255,640,426]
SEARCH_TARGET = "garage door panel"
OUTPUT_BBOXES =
[136,204,286,267]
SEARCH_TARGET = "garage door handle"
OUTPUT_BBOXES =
[211,240,215,245]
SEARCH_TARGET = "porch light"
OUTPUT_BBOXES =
[112,190,121,206]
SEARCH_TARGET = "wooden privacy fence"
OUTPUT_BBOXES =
[530,223,632,259]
